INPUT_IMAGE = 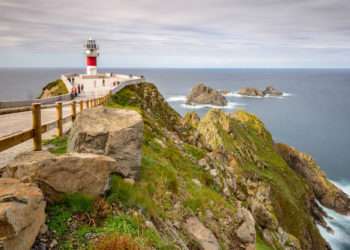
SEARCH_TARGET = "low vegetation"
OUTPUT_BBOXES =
[39,79,68,98]
[43,82,330,249]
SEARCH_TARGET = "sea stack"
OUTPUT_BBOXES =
[186,83,228,106]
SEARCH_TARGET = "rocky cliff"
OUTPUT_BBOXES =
[1,82,346,250]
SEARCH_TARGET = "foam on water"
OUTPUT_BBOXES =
[181,102,244,110]
[166,95,245,110]
[318,180,350,250]
[224,91,292,99]
[166,95,187,102]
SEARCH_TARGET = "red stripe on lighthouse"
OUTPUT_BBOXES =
[86,56,97,66]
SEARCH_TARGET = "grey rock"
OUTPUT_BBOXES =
[3,151,119,201]
[68,107,143,179]
[186,83,228,106]
[0,178,46,250]
[235,207,256,244]
[184,216,220,250]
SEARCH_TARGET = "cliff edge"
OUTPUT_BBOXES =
[3,82,345,250]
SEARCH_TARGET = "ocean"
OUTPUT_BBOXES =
[1,68,350,249]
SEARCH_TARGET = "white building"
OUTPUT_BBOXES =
[61,38,143,98]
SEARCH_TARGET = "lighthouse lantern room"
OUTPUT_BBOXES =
[84,38,99,75]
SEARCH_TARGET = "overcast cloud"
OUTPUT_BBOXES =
[0,0,350,67]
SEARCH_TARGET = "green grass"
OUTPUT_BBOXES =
[107,175,158,217]
[47,193,94,237]
[43,136,68,155]
[256,233,273,250]
[100,215,174,249]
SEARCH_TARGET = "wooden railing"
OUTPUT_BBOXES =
[0,93,112,152]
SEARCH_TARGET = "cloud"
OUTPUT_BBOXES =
[1,0,350,67]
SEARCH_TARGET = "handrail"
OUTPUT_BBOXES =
[0,77,144,152]
[0,94,111,152]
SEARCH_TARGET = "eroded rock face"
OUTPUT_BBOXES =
[263,85,283,96]
[238,86,283,97]
[183,216,220,250]
[183,112,200,128]
[0,178,46,250]
[198,151,237,197]
[68,107,143,179]
[235,206,256,246]
[186,83,228,106]
[238,87,264,97]
[2,151,119,201]
[275,143,350,215]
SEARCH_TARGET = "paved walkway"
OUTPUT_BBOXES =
[0,106,74,168]
[0,78,143,169]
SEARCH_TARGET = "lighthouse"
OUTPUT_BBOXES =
[84,38,99,75]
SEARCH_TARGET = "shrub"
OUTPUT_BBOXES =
[94,234,141,250]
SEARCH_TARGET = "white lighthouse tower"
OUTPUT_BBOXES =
[84,38,99,75]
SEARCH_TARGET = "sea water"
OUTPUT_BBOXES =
[1,68,350,249]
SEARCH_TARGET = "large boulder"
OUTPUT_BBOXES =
[183,216,220,250]
[275,143,350,215]
[238,87,264,97]
[2,151,119,201]
[68,107,143,179]
[0,178,46,250]
[186,83,228,106]
[235,207,256,245]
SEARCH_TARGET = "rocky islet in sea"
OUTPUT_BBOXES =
[186,83,228,106]
[238,85,283,97]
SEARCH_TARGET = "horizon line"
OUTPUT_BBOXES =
[1,66,350,70]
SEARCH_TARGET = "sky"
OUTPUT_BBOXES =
[0,0,350,68]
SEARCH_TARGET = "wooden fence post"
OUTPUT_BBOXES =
[71,101,77,121]
[56,102,63,136]
[108,90,112,103]
[80,100,84,112]
[90,99,93,108]
[32,103,42,151]
[86,100,89,109]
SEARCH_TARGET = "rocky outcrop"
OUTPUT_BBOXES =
[198,151,237,197]
[235,206,256,249]
[68,107,143,179]
[275,143,350,215]
[186,83,228,106]
[238,87,264,97]
[39,79,68,98]
[263,85,283,96]
[238,86,283,97]
[2,151,119,201]
[183,112,200,128]
[0,178,46,250]
[262,227,301,250]
[183,216,220,250]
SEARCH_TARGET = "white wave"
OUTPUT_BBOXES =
[331,180,350,196]
[317,180,350,250]
[181,102,244,110]
[224,91,292,99]
[166,95,187,102]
